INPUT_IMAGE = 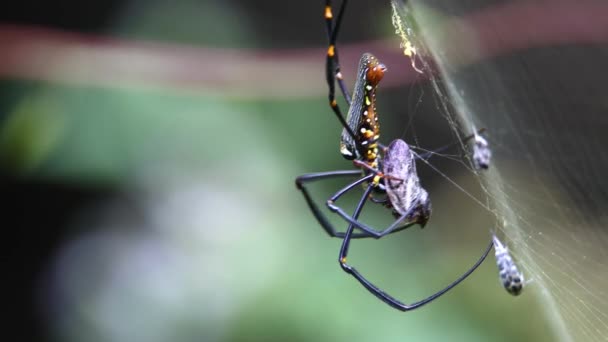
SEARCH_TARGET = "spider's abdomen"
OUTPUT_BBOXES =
[493,235,524,296]
[340,53,385,166]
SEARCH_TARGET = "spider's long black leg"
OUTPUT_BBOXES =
[369,196,389,204]
[296,170,382,239]
[325,0,351,104]
[339,215,495,311]
[328,198,418,238]
[324,0,357,143]
[325,175,408,238]
[296,170,363,238]
[339,183,373,258]
[299,170,407,239]
[416,128,487,161]
[326,163,420,238]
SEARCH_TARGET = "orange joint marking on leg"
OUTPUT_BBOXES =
[340,257,347,264]
[324,6,333,19]
[330,99,337,107]
[328,45,335,57]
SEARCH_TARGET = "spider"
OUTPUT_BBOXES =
[294,0,494,311]
[297,0,483,239]
[492,234,525,296]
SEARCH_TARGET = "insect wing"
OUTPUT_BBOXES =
[383,139,420,216]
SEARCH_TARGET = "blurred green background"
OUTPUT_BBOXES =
[4,0,608,341]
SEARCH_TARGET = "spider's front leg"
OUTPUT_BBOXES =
[325,174,419,239]
[337,187,495,311]
[296,170,385,239]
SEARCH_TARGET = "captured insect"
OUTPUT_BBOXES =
[492,234,525,296]
[295,0,494,311]
[473,128,492,170]
[391,0,492,171]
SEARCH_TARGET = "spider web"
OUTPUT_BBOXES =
[392,1,608,341]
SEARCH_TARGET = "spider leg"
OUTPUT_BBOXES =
[296,170,383,239]
[369,195,389,204]
[325,0,351,104]
[338,196,495,311]
[324,0,358,144]
[353,159,403,182]
[338,183,374,258]
[327,192,419,238]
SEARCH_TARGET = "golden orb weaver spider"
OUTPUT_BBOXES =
[295,0,494,311]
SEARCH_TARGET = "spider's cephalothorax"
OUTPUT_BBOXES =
[339,53,385,167]
[383,139,431,227]
[492,234,524,296]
